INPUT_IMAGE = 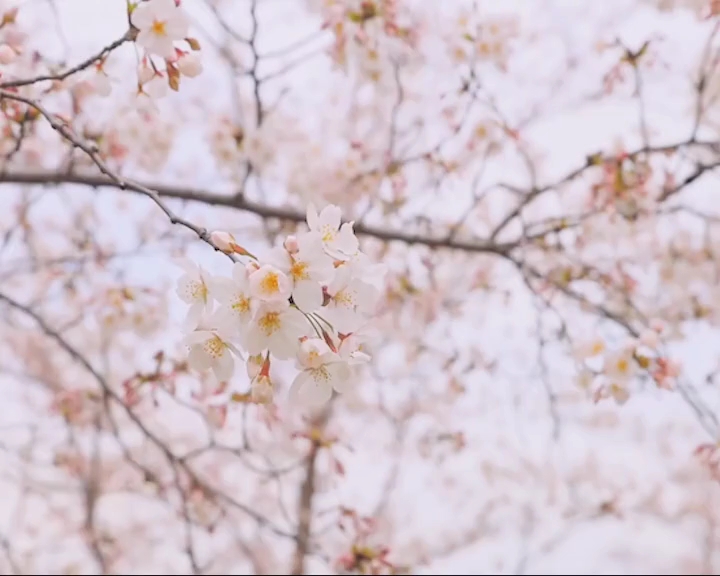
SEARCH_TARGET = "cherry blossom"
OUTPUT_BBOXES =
[324,264,380,333]
[184,328,240,383]
[132,0,189,59]
[248,264,293,303]
[209,263,254,341]
[290,338,352,407]
[267,232,334,312]
[175,260,213,331]
[306,203,359,260]
[245,301,311,359]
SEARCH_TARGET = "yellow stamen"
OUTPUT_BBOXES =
[258,312,281,336]
[151,20,167,36]
[260,272,280,294]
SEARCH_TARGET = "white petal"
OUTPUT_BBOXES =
[292,280,323,312]
[188,345,212,372]
[268,332,300,360]
[296,231,325,256]
[232,262,250,287]
[212,352,234,383]
[334,223,359,255]
[328,362,353,393]
[244,325,267,355]
[165,12,189,38]
[319,205,341,229]
[306,203,319,230]
[183,302,205,332]
[130,2,153,28]
[266,246,292,272]
[209,276,236,302]
[290,371,332,408]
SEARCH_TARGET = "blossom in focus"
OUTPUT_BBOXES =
[324,264,379,333]
[306,203,359,260]
[267,232,334,312]
[245,301,310,359]
[184,328,239,383]
[175,261,213,330]
[209,263,254,342]
[290,338,352,407]
[132,0,189,59]
[248,264,292,303]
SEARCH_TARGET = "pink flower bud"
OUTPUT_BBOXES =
[177,52,202,78]
[210,230,236,252]
[284,235,299,254]
[0,44,15,65]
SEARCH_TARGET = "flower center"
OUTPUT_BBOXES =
[188,280,207,301]
[151,20,167,36]
[203,336,225,359]
[258,312,281,336]
[232,295,250,314]
[321,225,336,243]
[310,366,331,382]
[260,272,280,295]
[616,358,629,373]
[290,260,309,281]
[333,289,354,308]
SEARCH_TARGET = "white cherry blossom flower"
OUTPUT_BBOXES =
[245,301,310,359]
[268,232,333,312]
[306,203,359,260]
[324,264,380,333]
[603,349,637,383]
[184,328,240,383]
[132,0,189,59]
[290,338,351,407]
[175,260,213,331]
[248,264,292,303]
[209,263,254,340]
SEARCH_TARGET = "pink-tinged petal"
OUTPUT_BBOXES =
[292,280,323,312]
[268,332,300,360]
[319,205,341,229]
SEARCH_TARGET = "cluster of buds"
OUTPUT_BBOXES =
[176,204,384,408]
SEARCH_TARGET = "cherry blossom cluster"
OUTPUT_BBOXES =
[574,321,680,404]
[129,0,202,98]
[176,204,383,408]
